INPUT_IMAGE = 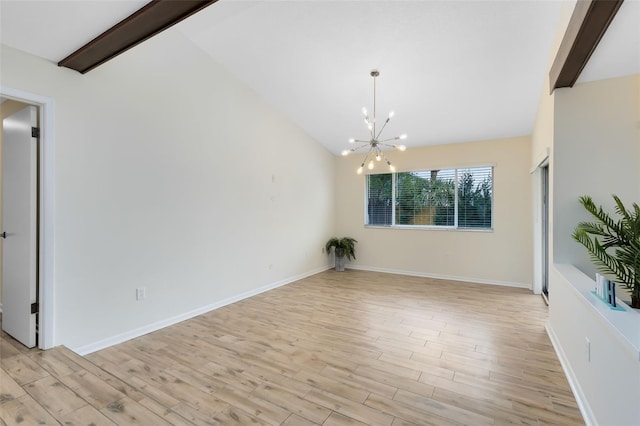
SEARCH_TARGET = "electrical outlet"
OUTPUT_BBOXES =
[585,337,591,362]
[136,287,146,301]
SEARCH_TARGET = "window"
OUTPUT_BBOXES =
[366,166,493,229]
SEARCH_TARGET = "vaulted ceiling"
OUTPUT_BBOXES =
[1,1,638,155]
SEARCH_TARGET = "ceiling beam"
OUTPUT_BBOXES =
[58,0,218,74]
[549,0,624,92]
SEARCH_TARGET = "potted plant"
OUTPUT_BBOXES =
[325,237,357,272]
[572,195,640,308]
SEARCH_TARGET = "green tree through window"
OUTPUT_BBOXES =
[457,168,492,228]
[367,174,392,225]
[396,170,455,226]
[366,166,493,229]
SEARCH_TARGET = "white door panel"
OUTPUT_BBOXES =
[2,105,38,348]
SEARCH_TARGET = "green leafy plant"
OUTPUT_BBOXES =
[325,237,357,261]
[572,195,640,308]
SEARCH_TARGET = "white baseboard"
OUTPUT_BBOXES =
[72,265,332,356]
[348,265,531,289]
[545,323,594,426]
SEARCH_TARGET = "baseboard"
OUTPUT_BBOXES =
[545,323,595,426]
[72,265,332,356]
[348,265,531,289]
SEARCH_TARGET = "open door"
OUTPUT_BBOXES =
[2,105,38,348]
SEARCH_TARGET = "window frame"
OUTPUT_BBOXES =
[364,165,494,231]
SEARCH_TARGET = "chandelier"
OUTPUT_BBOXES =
[342,69,407,174]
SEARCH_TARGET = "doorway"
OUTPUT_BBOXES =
[0,87,55,350]
[1,101,39,347]
[541,164,549,303]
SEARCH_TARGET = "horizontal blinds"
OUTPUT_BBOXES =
[457,167,493,228]
[365,166,493,229]
[366,174,393,225]
[395,169,455,226]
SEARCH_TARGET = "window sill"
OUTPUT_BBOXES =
[364,225,494,232]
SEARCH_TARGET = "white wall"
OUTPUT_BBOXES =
[637,77,640,200]
[546,74,640,426]
[0,29,335,351]
[336,136,533,287]
[553,75,640,283]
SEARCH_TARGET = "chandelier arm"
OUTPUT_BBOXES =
[375,118,390,140]
[379,136,401,143]
[349,144,372,153]
[360,151,371,168]
[382,153,395,171]
[366,145,376,163]
[377,146,385,159]
[377,142,396,149]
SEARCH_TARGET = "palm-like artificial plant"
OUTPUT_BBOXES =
[572,195,640,308]
[325,237,357,261]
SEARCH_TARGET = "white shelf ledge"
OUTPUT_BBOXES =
[554,263,640,361]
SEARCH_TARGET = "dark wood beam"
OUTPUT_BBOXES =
[549,0,624,92]
[58,0,218,74]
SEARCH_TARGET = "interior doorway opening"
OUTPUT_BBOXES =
[0,87,55,350]
[1,101,39,348]
[541,163,549,304]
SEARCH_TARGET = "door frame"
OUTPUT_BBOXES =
[531,150,550,297]
[540,162,550,303]
[1,86,55,350]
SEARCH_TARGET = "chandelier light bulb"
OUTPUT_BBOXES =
[376,154,381,162]
[399,133,407,140]
[348,138,355,143]
[362,107,368,116]
[357,166,364,174]
[341,150,350,156]
[368,160,374,170]
[397,145,407,151]
[388,111,395,119]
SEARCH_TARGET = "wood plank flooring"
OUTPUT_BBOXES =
[0,270,584,425]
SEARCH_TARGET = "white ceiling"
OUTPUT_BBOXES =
[1,1,638,155]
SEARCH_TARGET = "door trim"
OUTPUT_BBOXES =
[531,156,550,296]
[1,86,55,350]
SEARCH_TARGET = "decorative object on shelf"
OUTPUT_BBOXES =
[342,69,407,175]
[573,195,640,308]
[325,237,357,272]
[592,273,625,311]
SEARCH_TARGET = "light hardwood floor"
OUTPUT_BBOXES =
[1,270,584,425]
